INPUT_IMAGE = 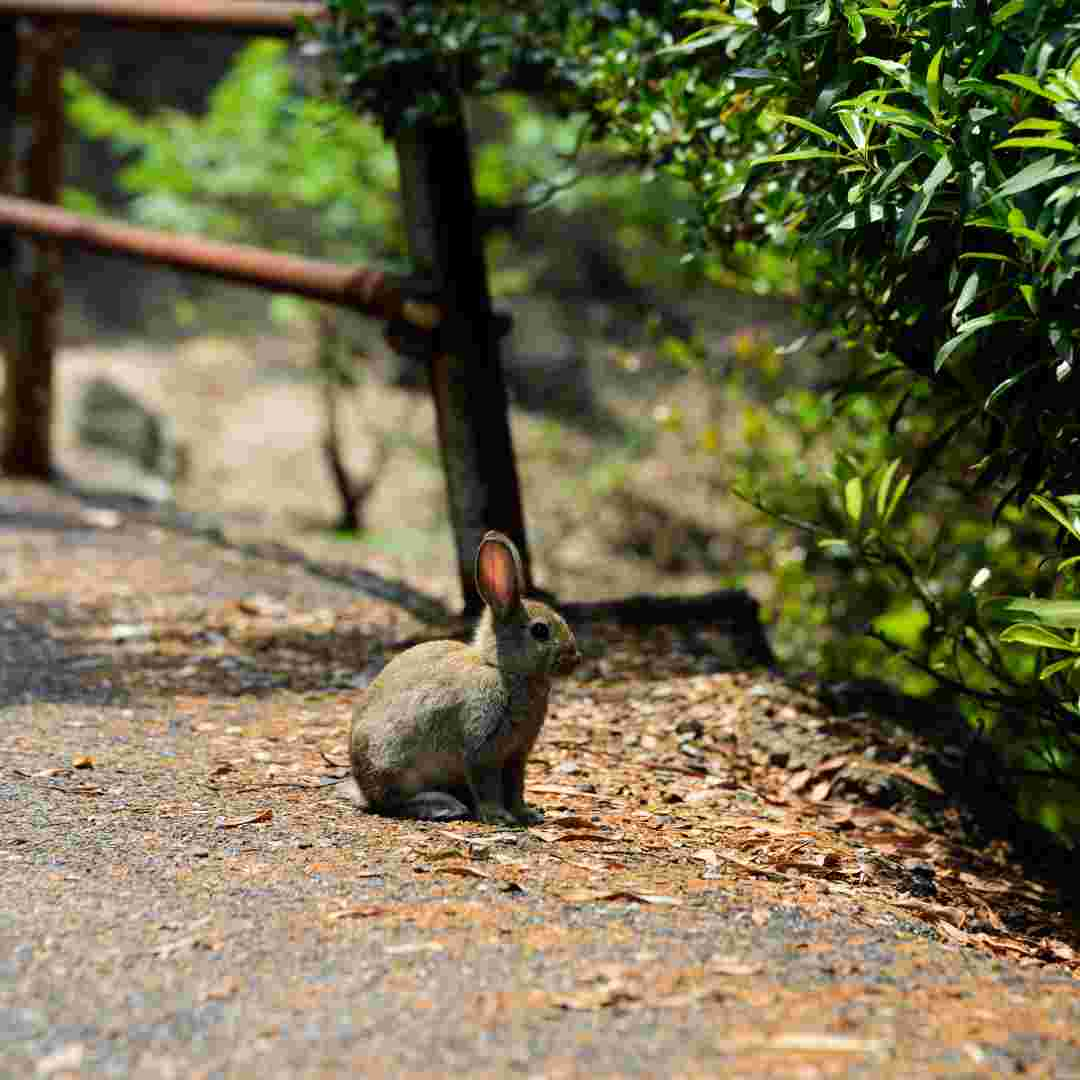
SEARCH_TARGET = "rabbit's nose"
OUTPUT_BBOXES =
[557,645,582,675]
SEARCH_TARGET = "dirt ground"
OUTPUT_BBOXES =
[2,479,1079,1079]
[53,324,789,614]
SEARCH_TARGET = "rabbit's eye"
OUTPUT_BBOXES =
[530,621,551,642]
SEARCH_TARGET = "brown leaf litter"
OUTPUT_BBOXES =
[3,480,1080,1076]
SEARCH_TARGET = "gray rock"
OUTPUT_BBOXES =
[76,376,185,485]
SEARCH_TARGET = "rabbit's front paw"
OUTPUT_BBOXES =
[476,803,520,827]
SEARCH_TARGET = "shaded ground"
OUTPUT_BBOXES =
[2,481,1079,1079]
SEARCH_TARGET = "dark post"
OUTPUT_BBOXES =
[394,98,531,614]
[0,16,18,473]
[1,16,65,478]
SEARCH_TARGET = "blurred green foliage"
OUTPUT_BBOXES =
[64,41,402,267]
[63,37,709,317]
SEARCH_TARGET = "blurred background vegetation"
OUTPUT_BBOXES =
[57,0,1080,845]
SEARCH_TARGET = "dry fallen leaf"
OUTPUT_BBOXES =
[769,1033,891,1057]
[72,756,94,770]
[533,828,614,844]
[552,985,641,1011]
[238,593,289,617]
[433,863,489,880]
[547,815,600,829]
[707,956,765,976]
[858,761,944,794]
[816,755,850,774]
[529,785,617,802]
[785,768,813,794]
[327,906,386,922]
[202,978,240,1001]
[217,808,273,829]
[562,889,683,906]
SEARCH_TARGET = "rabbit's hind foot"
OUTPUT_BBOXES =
[390,791,472,821]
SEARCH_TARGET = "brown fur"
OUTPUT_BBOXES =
[348,533,579,824]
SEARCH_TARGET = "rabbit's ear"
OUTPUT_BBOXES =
[475,531,524,619]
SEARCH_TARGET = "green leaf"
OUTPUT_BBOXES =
[1030,493,1080,543]
[752,150,848,164]
[1040,657,1080,680]
[985,363,1038,410]
[935,312,1026,373]
[998,74,1068,104]
[953,269,980,322]
[844,1,867,43]
[999,623,1079,650]
[730,68,781,83]
[1008,225,1049,250]
[844,476,864,525]
[837,110,867,150]
[995,137,1076,152]
[897,153,953,257]
[991,0,1024,23]
[982,597,1080,628]
[995,157,1080,199]
[958,252,1019,264]
[874,458,902,520]
[883,471,910,525]
[1009,118,1065,133]
[926,46,945,119]
[862,104,939,133]
[856,57,910,85]
[818,538,854,554]
[776,114,842,145]
[876,156,918,194]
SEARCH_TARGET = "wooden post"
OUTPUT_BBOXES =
[1,16,65,478]
[394,97,531,614]
[0,17,18,473]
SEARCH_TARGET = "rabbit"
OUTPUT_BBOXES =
[345,530,580,825]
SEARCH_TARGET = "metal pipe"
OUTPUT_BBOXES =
[0,194,441,328]
[0,0,323,34]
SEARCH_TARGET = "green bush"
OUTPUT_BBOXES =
[579,0,1080,835]
[590,0,1080,502]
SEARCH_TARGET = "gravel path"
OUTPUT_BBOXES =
[2,482,1079,1079]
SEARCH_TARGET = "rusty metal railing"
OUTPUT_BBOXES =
[0,1,322,33]
[0,2,440,476]
[0,194,440,327]
[0,1,532,608]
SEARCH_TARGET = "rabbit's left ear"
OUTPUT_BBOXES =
[475,531,524,619]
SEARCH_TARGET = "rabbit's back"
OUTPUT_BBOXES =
[356,640,504,734]
[351,641,511,799]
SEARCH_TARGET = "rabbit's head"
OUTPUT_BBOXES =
[471,531,580,677]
